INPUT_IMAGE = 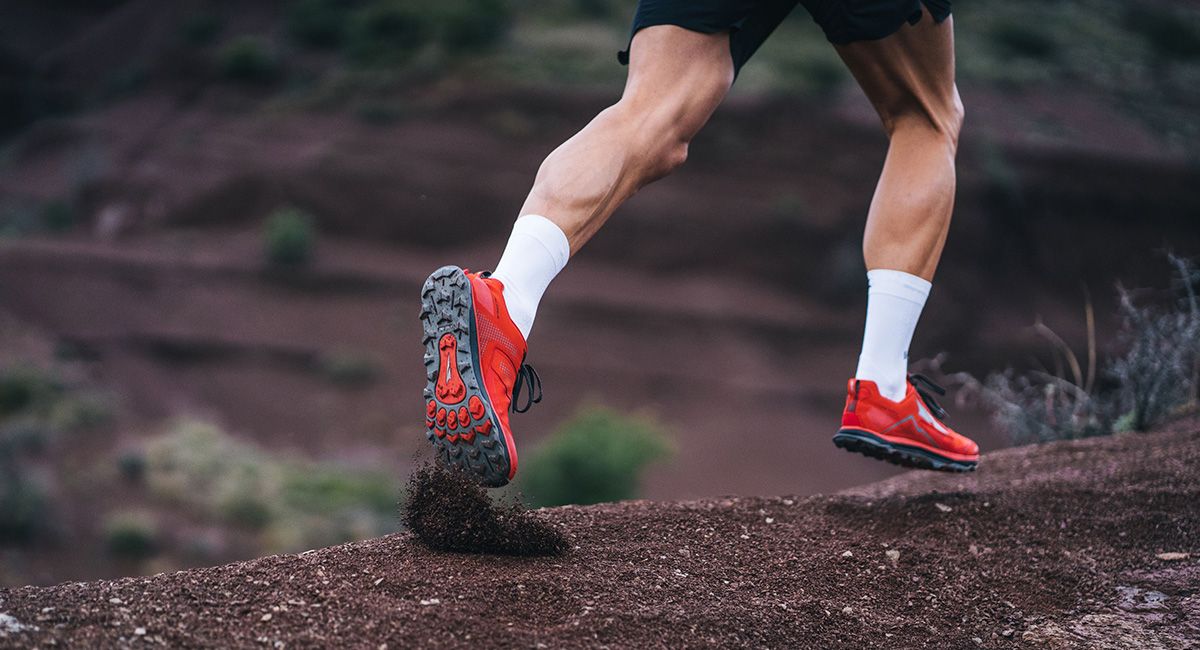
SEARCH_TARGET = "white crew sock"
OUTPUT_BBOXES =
[490,214,570,341]
[854,269,932,402]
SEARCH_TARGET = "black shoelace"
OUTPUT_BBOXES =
[909,373,949,421]
[512,363,542,414]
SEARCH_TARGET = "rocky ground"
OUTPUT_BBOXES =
[1,418,1196,649]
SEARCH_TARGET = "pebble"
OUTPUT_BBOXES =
[1156,552,1189,561]
[261,613,272,622]
[134,627,146,636]
[841,551,854,558]
[419,599,441,606]
[841,606,854,616]
[935,503,953,513]
[885,549,901,565]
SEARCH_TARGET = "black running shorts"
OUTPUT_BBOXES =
[617,0,951,76]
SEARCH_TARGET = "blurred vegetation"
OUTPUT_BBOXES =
[263,206,316,268]
[218,36,281,84]
[288,0,350,50]
[179,11,224,48]
[104,511,160,560]
[316,350,382,387]
[0,199,79,239]
[521,406,672,507]
[142,420,398,553]
[0,364,113,433]
[1110,255,1200,431]
[0,363,113,546]
[969,255,1199,443]
[0,0,1194,146]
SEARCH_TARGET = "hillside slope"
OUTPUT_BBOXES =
[2,421,1198,649]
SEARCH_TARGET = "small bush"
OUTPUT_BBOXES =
[104,511,160,560]
[263,207,316,268]
[40,200,75,232]
[976,256,1199,443]
[0,203,41,238]
[48,393,113,432]
[180,12,223,47]
[1109,255,1199,431]
[218,36,280,84]
[982,368,1110,444]
[219,493,273,529]
[0,417,51,454]
[117,450,146,483]
[521,407,672,507]
[988,21,1058,61]
[570,0,618,20]
[143,420,398,553]
[317,351,381,387]
[0,464,49,544]
[280,466,395,516]
[1126,6,1200,62]
[345,1,429,66]
[0,364,59,417]
[433,0,512,54]
[288,0,350,49]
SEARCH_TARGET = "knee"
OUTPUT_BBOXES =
[646,135,689,181]
[885,92,964,150]
[605,99,695,183]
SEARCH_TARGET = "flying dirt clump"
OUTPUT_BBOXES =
[403,463,568,555]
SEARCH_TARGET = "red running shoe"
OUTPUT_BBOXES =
[833,374,979,472]
[419,265,541,487]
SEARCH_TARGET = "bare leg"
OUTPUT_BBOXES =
[519,26,735,254]
[835,16,964,281]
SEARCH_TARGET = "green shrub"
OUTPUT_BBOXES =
[433,0,512,54]
[263,207,316,268]
[0,203,40,238]
[1126,6,1200,62]
[117,450,146,483]
[280,466,395,516]
[345,1,429,66]
[218,36,280,84]
[0,365,59,417]
[0,417,50,454]
[48,393,113,432]
[317,351,381,387]
[104,511,160,559]
[1109,255,1199,431]
[180,12,223,47]
[288,0,351,49]
[988,21,1058,60]
[0,459,49,545]
[219,493,273,529]
[570,0,618,20]
[143,420,399,553]
[521,407,672,507]
[40,200,75,232]
[975,256,1199,443]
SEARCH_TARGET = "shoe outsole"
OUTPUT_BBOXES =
[420,265,512,487]
[833,428,977,473]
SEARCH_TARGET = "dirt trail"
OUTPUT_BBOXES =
[2,420,1197,648]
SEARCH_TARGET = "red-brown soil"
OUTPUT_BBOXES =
[2,420,1196,649]
[1,87,1198,588]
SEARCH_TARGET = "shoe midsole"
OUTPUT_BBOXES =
[836,427,979,464]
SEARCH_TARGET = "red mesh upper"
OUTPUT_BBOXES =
[467,273,528,478]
